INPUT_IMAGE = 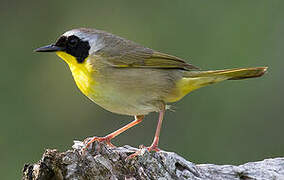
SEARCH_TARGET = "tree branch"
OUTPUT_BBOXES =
[22,141,284,180]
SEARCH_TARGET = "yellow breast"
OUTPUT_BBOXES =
[56,51,96,96]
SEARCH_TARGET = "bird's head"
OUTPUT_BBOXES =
[35,28,105,65]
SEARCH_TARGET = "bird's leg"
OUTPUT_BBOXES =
[84,115,144,150]
[128,105,165,159]
[147,105,165,152]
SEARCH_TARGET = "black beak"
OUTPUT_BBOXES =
[34,44,65,52]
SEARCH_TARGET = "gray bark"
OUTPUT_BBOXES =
[22,141,284,180]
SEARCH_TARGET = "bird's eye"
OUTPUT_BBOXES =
[55,36,67,47]
[68,36,79,47]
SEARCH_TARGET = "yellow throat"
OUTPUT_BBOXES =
[56,51,95,96]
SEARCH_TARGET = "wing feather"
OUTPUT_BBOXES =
[95,37,198,70]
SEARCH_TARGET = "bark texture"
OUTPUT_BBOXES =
[22,141,284,180]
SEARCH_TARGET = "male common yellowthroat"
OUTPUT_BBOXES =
[35,28,267,153]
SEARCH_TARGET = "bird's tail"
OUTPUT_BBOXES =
[184,67,267,80]
[166,67,267,102]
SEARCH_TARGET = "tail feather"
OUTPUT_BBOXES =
[166,67,267,103]
[185,67,268,80]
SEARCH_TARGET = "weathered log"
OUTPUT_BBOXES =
[22,141,284,180]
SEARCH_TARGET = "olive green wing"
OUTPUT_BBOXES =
[96,41,198,70]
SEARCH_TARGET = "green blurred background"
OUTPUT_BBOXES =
[1,0,283,179]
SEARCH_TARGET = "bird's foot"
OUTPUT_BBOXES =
[140,144,161,152]
[127,144,160,159]
[82,136,116,154]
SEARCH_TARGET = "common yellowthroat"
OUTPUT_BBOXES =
[35,28,267,153]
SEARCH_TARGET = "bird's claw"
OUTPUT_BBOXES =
[82,136,116,155]
[126,144,161,160]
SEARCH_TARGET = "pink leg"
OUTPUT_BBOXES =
[84,115,144,149]
[147,105,165,152]
[128,105,166,159]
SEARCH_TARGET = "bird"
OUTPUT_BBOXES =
[35,28,267,154]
